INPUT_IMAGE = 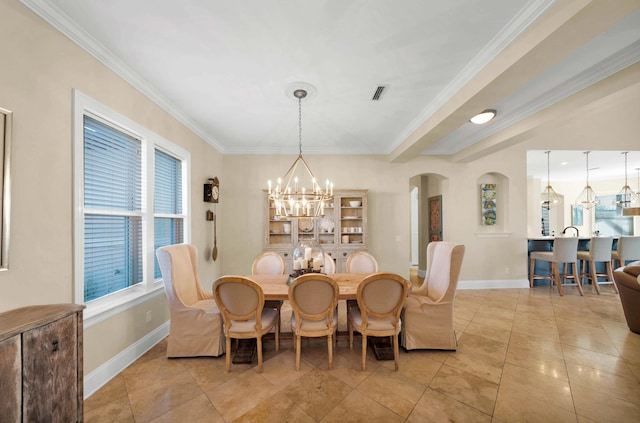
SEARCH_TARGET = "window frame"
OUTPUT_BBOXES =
[73,90,190,324]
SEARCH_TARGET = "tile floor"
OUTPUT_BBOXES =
[85,279,640,422]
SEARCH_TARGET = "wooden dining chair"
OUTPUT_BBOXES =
[288,274,339,370]
[346,251,379,273]
[348,272,409,371]
[323,253,336,274]
[252,251,286,341]
[213,276,279,373]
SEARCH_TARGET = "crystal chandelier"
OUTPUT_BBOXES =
[616,152,638,208]
[540,151,561,210]
[575,151,599,210]
[268,86,333,218]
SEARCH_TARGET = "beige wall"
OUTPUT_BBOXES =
[0,0,223,374]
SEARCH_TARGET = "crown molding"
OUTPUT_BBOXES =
[20,0,225,153]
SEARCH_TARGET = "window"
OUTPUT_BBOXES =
[594,194,633,236]
[74,91,189,320]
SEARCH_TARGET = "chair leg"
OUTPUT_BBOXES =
[327,333,333,370]
[361,334,367,371]
[393,333,399,371]
[607,261,618,294]
[573,262,583,296]
[225,336,232,372]
[553,263,564,296]
[275,316,280,352]
[590,261,600,294]
[257,336,263,373]
[529,258,535,287]
[295,334,301,371]
[348,320,353,350]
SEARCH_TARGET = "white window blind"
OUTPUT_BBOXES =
[154,149,184,278]
[83,115,143,302]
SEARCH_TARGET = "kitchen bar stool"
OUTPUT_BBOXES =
[577,237,615,294]
[530,237,583,296]
[611,236,640,269]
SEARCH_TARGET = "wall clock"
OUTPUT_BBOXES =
[204,177,219,203]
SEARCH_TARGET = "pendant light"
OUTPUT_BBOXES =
[623,167,640,216]
[575,151,599,210]
[540,151,561,210]
[616,152,638,208]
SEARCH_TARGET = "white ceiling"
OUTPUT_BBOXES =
[22,0,640,177]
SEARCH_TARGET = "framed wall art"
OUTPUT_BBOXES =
[571,205,583,226]
[429,195,442,242]
[481,183,497,225]
[0,107,12,270]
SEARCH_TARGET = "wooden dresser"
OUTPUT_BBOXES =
[0,304,85,422]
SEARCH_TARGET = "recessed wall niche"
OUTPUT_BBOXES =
[477,172,510,235]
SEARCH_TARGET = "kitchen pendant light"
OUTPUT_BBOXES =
[267,84,333,218]
[575,151,599,210]
[616,152,638,208]
[540,151,561,210]
[623,167,640,216]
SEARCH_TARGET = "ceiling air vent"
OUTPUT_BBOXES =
[371,85,388,101]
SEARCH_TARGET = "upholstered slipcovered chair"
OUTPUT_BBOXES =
[289,274,339,370]
[612,261,640,334]
[213,276,279,373]
[156,244,225,357]
[401,242,465,351]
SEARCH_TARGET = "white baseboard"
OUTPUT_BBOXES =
[84,321,169,398]
[458,279,530,289]
[415,269,529,290]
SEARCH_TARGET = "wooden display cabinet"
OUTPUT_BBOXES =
[264,190,368,273]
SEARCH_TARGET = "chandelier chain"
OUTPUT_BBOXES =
[298,96,302,156]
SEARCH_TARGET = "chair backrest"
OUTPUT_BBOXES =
[414,241,465,303]
[346,251,379,273]
[289,274,339,326]
[552,237,579,263]
[323,253,336,274]
[156,244,204,307]
[214,276,264,330]
[357,273,409,328]
[617,236,640,261]
[252,252,285,275]
[588,236,613,261]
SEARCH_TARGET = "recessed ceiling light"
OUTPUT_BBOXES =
[470,109,497,125]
